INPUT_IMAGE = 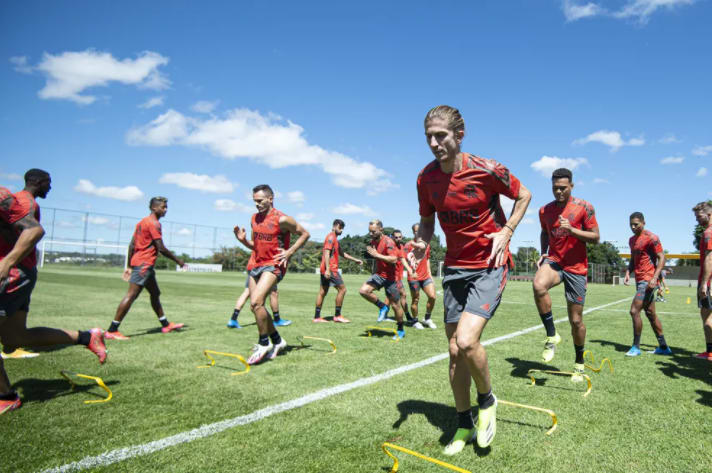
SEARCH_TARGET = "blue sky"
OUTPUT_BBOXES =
[1,0,710,255]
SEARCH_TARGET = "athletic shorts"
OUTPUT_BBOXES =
[129,264,156,287]
[366,274,400,302]
[0,266,36,318]
[699,284,712,310]
[320,272,344,288]
[544,259,587,305]
[396,279,405,292]
[409,278,433,291]
[442,266,507,324]
[248,265,284,283]
[245,273,278,291]
[634,280,656,306]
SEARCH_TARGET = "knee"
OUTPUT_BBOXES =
[532,280,548,298]
[629,308,638,318]
[570,318,585,331]
[338,287,347,296]
[455,334,479,354]
[359,287,369,297]
[644,309,655,319]
[250,301,264,313]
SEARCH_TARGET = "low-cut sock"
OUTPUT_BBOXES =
[706,342,712,353]
[0,390,19,401]
[273,311,281,323]
[335,306,342,317]
[158,316,170,328]
[258,334,270,347]
[397,322,404,331]
[269,331,282,345]
[656,334,668,349]
[424,312,432,320]
[477,390,495,409]
[314,307,322,319]
[539,311,556,337]
[457,409,475,429]
[375,300,385,309]
[633,333,641,348]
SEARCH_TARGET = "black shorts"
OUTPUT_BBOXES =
[442,266,507,323]
[408,278,434,291]
[635,281,656,306]
[366,274,400,302]
[245,273,278,291]
[129,264,156,287]
[248,265,284,284]
[320,272,344,288]
[0,266,37,318]
[543,259,587,305]
[699,284,712,310]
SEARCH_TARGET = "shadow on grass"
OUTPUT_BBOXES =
[13,377,120,403]
[359,328,397,339]
[505,357,558,382]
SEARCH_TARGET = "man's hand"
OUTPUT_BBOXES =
[275,248,292,266]
[0,260,11,287]
[699,284,710,299]
[623,272,630,286]
[324,268,331,279]
[558,215,572,233]
[355,259,364,266]
[484,228,513,267]
[177,259,186,268]
[647,279,658,290]
[233,226,246,240]
[122,268,131,282]
[537,254,548,269]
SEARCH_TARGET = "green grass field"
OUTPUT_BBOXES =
[1,267,710,473]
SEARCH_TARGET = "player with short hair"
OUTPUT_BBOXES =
[358,220,407,339]
[313,219,363,323]
[227,275,280,329]
[235,184,310,365]
[391,229,419,328]
[623,212,671,356]
[105,196,185,340]
[404,223,437,329]
[692,201,712,361]
[417,105,531,452]
[656,268,670,302]
[1,171,107,414]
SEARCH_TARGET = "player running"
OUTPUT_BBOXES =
[313,219,363,323]
[656,268,670,302]
[391,229,418,328]
[416,105,531,452]
[404,223,437,329]
[358,220,407,339]
[692,201,712,361]
[623,212,671,356]
[235,184,310,365]
[1,171,107,414]
[533,168,599,381]
[105,197,185,340]
[227,274,281,329]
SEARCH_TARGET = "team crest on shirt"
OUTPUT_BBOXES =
[267,222,275,230]
[464,184,477,199]
[568,212,576,221]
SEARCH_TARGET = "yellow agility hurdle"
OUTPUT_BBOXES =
[197,350,250,376]
[583,350,614,374]
[59,370,113,404]
[296,335,336,354]
[498,399,558,435]
[364,326,399,341]
[381,442,471,473]
[527,369,592,397]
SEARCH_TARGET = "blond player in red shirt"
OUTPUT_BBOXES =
[692,201,712,361]
[623,212,671,356]
[391,229,418,327]
[105,197,185,340]
[416,106,531,452]
[404,223,437,329]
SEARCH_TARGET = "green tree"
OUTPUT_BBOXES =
[586,241,623,267]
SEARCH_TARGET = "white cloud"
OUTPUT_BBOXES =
[332,203,376,215]
[191,100,219,114]
[303,222,326,231]
[296,213,315,221]
[562,0,697,24]
[31,49,169,105]
[138,96,164,109]
[0,172,22,180]
[10,56,32,74]
[573,130,644,152]
[82,215,109,225]
[159,172,233,193]
[530,156,589,177]
[214,199,253,212]
[562,1,604,21]
[593,177,610,184]
[692,145,712,156]
[660,156,684,164]
[697,167,708,177]
[127,108,397,193]
[177,227,192,236]
[74,179,144,201]
[659,133,680,144]
[287,190,305,205]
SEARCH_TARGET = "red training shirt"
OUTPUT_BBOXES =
[130,214,162,267]
[371,234,398,280]
[8,190,41,268]
[629,230,663,283]
[0,187,16,262]
[320,231,340,274]
[247,208,291,270]
[404,241,431,281]
[700,225,712,287]
[539,197,598,276]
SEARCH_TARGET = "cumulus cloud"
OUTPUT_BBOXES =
[660,156,684,164]
[692,145,712,156]
[296,213,315,221]
[191,100,219,114]
[593,178,610,184]
[138,96,165,109]
[659,133,680,144]
[332,203,376,215]
[10,56,33,74]
[530,156,589,177]
[573,130,644,152]
[561,0,697,24]
[29,49,170,105]
[697,167,708,177]
[74,179,144,201]
[214,199,253,212]
[287,191,305,205]
[127,108,396,193]
[303,222,326,232]
[562,1,604,21]
[159,172,234,193]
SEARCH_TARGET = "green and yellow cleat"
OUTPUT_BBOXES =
[542,333,562,362]
[571,363,585,383]
[476,396,497,448]
[443,427,476,456]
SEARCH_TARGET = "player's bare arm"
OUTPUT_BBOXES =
[155,238,185,267]
[340,247,363,265]
[537,228,549,269]
[0,214,44,283]
[558,216,600,244]
[276,215,310,265]
[234,225,254,250]
[624,255,634,285]
[322,246,332,278]
[701,251,712,298]
[648,252,666,289]
[366,245,397,264]
[401,256,414,278]
[486,183,532,267]
[415,214,436,247]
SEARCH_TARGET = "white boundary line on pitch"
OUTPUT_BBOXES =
[42,297,629,473]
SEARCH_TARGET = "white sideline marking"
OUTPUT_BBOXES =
[43,297,628,473]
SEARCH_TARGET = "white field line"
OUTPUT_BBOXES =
[42,297,629,473]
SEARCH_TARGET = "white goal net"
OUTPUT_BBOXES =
[40,240,129,269]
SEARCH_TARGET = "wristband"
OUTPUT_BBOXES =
[504,224,515,233]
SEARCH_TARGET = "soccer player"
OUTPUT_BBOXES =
[391,229,419,328]
[227,276,280,329]
[692,201,712,361]
[416,105,531,452]
[404,223,437,329]
[235,184,310,365]
[656,268,670,302]
[1,171,107,414]
[105,197,185,340]
[358,220,407,339]
[623,212,671,356]
[313,219,363,323]
[533,168,599,380]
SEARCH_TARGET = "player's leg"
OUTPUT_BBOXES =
[562,270,587,381]
[144,272,183,333]
[247,270,285,364]
[386,282,405,339]
[0,315,21,414]
[409,283,420,321]
[359,276,389,321]
[532,262,562,361]
[228,277,251,328]
[107,265,146,340]
[270,286,290,326]
[627,289,645,356]
[332,273,349,323]
[422,279,437,328]
[642,292,670,354]
[443,321,475,455]
[398,281,414,324]
[695,288,712,360]
[314,275,329,322]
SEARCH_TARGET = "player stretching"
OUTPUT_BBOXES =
[404,223,437,329]
[1,171,107,414]
[235,184,310,365]
[692,201,712,361]
[533,168,599,380]
[417,106,531,452]
[313,219,363,323]
[392,229,418,328]
[623,212,671,356]
[105,197,185,340]
[227,275,280,329]
[358,220,407,339]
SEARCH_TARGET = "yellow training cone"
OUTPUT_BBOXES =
[381,442,471,473]
[686,297,691,304]
[197,350,250,376]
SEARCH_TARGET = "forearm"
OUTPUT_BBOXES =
[702,253,712,285]
[540,231,549,255]
[570,228,600,244]
[374,253,397,264]
[2,226,44,268]
[650,254,666,282]
[343,252,360,263]
[504,185,531,232]
[238,237,254,250]
[417,217,435,245]
[322,249,330,267]
[287,231,310,255]
[160,247,182,264]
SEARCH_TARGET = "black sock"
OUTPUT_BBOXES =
[0,390,19,401]
[231,309,240,321]
[397,322,404,331]
[477,390,494,409]
[269,331,281,345]
[656,334,668,349]
[77,331,91,346]
[425,312,431,320]
[108,320,120,333]
[335,306,342,317]
[633,334,641,347]
[259,334,270,346]
[539,311,556,337]
[376,300,385,309]
[404,309,412,320]
[273,311,281,322]
[575,344,585,364]
[706,342,712,353]
[158,316,169,328]
[457,409,475,429]
[314,307,321,319]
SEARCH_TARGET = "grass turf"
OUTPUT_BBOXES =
[1,267,710,472]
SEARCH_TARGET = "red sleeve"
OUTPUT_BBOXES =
[324,234,335,251]
[148,220,162,240]
[385,240,398,257]
[539,207,546,229]
[488,160,521,200]
[649,235,663,254]
[582,202,598,230]
[704,231,712,251]
[8,192,34,224]
[417,173,435,217]
[0,188,13,222]
[426,245,431,259]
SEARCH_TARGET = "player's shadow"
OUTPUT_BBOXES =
[13,377,120,403]
[129,325,192,338]
[359,328,396,338]
[505,357,557,381]
[590,339,630,354]
[694,390,712,408]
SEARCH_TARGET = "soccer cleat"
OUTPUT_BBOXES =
[312,317,328,323]
[227,319,242,329]
[652,346,672,355]
[247,342,273,365]
[413,321,424,330]
[541,333,562,362]
[625,345,642,357]
[422,319,437,329]
[104,331,130,341]
[694,351,712,361]
[273,318,292,327]
[377,305,390,322]
[269,337,287,360]
[443,427,476,456]
[333,315,350,323]
[476,396,497,448]
[571,363,585,383]
[162,322,184,333]
[392,329,405,340]
[1,348,39,359]
[86,328,108,364]
[0,396,21,415]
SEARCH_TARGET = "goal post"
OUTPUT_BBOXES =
[40,240,130,270]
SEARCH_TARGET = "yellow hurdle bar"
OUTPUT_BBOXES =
[197,350,250,376]
[365,326,399,340]
[583,350,614,374]
[527,369,592,397]
[59,370,113,404]
[381,442,472,473]
[498,399,558,435]
[296,335,336,354]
